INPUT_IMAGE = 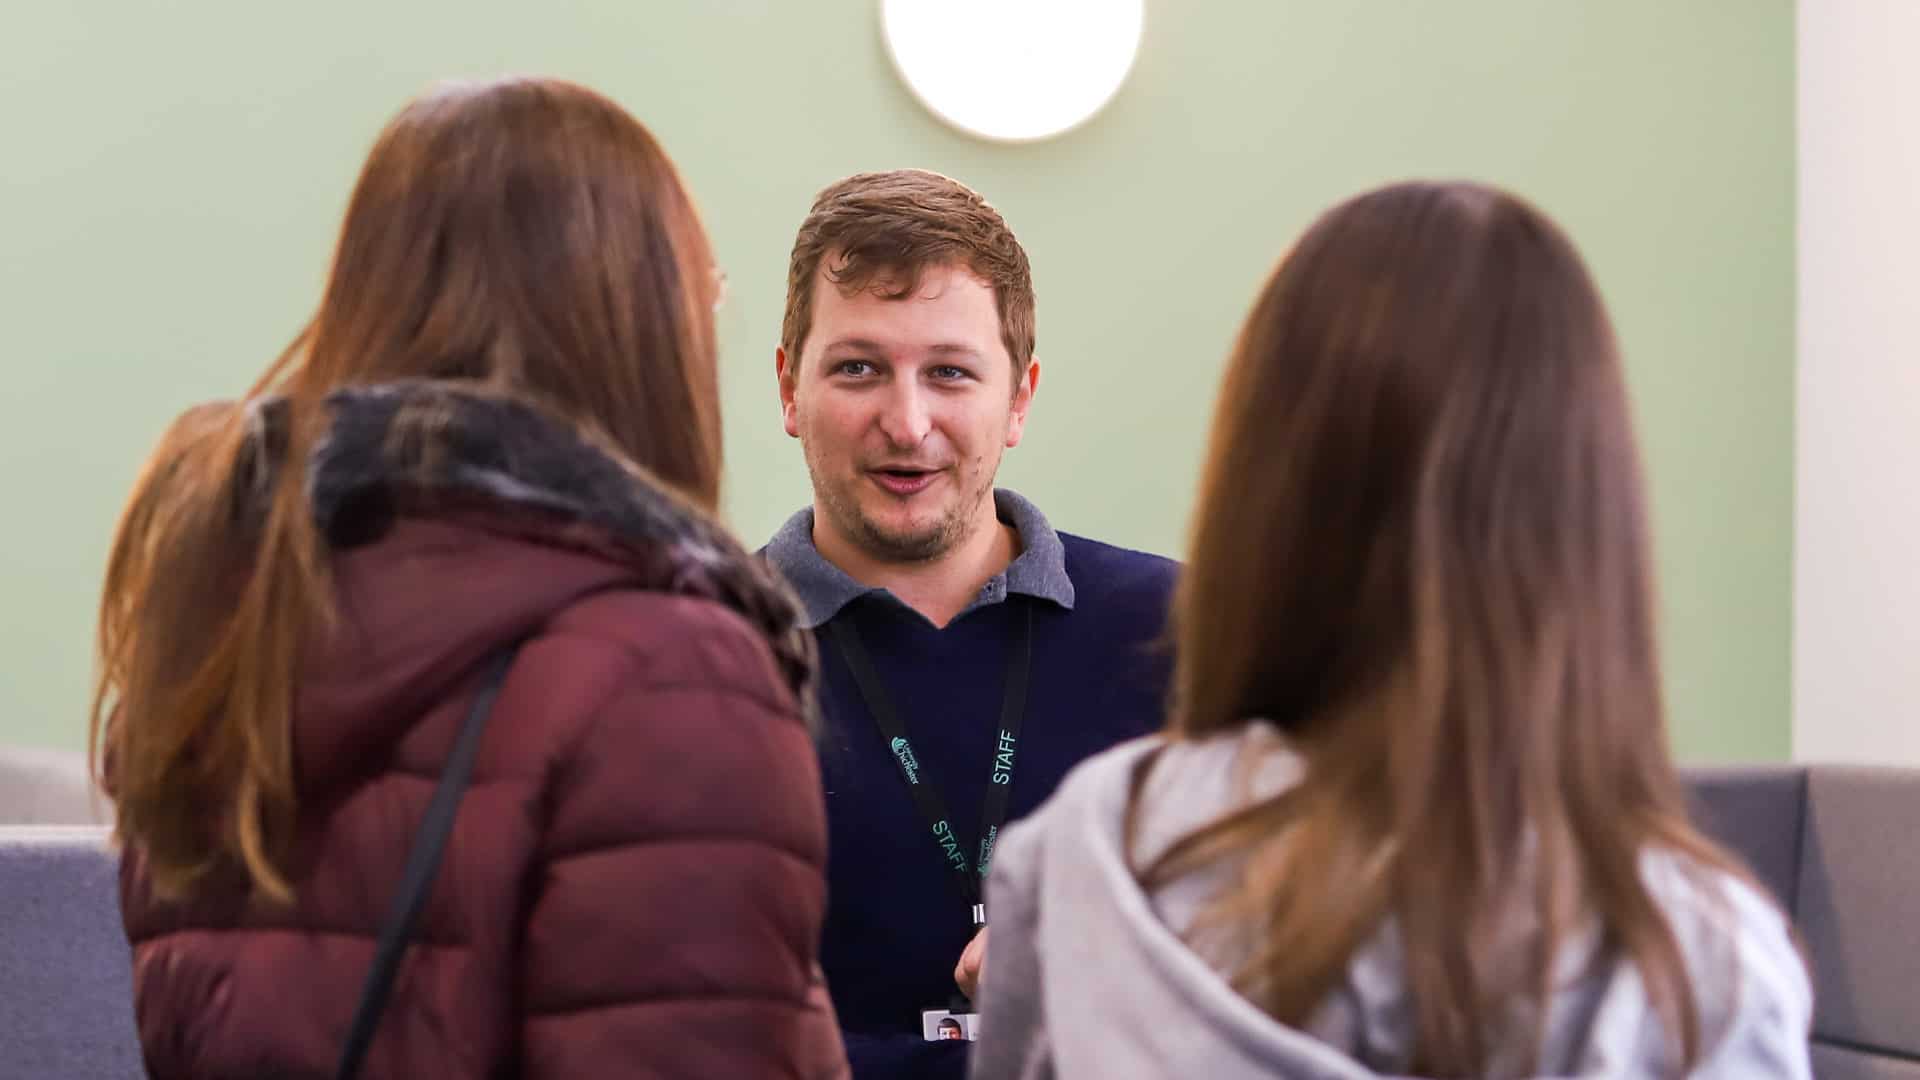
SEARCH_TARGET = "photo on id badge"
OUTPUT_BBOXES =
[922,1010,980,1042]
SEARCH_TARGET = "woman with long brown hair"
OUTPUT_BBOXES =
[92,77,847,1078]
[971,181,1809,1078]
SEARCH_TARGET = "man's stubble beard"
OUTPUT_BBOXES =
[806,447,1000,566]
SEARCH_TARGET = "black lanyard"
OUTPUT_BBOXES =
[828,600,1033,929]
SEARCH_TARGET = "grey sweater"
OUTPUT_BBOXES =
[969,730,1812,1079]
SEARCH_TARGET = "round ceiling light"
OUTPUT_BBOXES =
[880,0,1146,143]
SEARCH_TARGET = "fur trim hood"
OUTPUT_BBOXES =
[245,378,815,708]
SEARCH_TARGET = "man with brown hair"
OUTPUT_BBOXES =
[762,170,1177,1079]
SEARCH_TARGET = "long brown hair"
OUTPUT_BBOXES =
[1142,181,1756,1074]
[91,76,725,901]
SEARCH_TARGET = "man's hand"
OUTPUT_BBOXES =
[954,926,989,1001]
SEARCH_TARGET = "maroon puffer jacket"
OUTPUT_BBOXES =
[118,383,849,1078]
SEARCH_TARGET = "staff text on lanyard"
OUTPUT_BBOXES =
[828,601,1033,930]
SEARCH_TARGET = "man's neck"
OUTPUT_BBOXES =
[815,508,1020,629]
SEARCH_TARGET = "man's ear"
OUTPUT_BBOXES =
[777,346,800,438]
[1005,357,1041,449]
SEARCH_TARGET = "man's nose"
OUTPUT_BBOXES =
[876,382,933,448]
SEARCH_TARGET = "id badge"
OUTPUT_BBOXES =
[921,1008,980,1042]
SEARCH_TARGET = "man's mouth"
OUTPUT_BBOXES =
[867,466,942,497]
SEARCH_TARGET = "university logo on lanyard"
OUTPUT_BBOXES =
[829,600,1034,930]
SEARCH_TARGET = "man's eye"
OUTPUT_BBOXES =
[836,361,876,377]
[932,366,970,381]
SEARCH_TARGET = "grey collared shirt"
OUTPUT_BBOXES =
[762,489,1076,629]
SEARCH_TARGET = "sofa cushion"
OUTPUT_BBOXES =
[1798,768,1920,1061]
[1809,1039,1920,1080]
[1683,765,1808,918]
[0,826,143,1077]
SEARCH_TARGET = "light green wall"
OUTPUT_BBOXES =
[0,2,1793,761]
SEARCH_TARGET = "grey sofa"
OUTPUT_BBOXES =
[1687,766,1919,1079]
[1,767,1914,1078]
[0,825,142,1078]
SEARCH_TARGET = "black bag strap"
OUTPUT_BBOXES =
[335,647,517,1080]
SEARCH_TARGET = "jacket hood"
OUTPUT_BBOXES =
[229,379,814,794]
[984,733,1811,1079]
[1000,737,1390,1079]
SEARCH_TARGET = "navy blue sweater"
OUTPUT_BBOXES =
[810,535,1176,1080]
